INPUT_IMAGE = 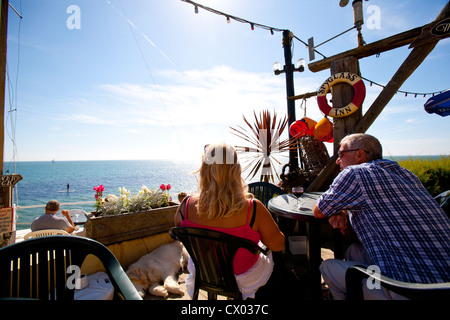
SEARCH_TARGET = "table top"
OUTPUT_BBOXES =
[59,209,88,225]
[268,192,323,220]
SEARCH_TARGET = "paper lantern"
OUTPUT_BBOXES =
[301,117,317,136]
[289,120,308,138]
[314,117,333,142]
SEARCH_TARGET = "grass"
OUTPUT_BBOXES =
[397,155,450,197]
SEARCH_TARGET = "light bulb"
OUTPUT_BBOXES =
[296,59,305,69]
[273,62,282,72]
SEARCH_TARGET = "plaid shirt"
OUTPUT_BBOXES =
[317,159,450,283]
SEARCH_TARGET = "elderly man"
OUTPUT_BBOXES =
[31,200,75,233]
[313,133,450,299]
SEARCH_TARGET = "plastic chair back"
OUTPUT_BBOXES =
[346,265,450,300]
[170,227,268,300]
[24,229,69,240]
[248,182,283,207]
[0,235,142,300]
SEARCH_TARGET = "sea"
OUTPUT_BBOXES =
[11,160,201,230]
[8,156,442,230]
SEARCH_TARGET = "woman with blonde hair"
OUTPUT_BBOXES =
[174,143,285,299]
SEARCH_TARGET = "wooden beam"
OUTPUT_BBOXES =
[287,91,317,101]
[308,24,426,73]
[353,2,449,134]
[306,2,449,193]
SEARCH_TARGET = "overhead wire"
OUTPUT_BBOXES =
[111,0,200,182]
[181,0,446,97]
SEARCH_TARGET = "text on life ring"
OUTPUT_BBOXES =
[316,72,366,118]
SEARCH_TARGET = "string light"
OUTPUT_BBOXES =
[180,0,327,58]
[181,0,447,97]
[361,76,445,98]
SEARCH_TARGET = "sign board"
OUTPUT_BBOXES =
[431,18,450,37]
[0,207,15,233]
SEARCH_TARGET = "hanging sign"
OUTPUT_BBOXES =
[317,72,366,118]
[0,207,15,233]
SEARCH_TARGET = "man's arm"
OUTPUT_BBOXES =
[313,204,327,218]
[314,204,349,234]
[61,210,75,233]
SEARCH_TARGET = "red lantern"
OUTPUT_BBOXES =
[301,117,317,136]
[289,120,308,138]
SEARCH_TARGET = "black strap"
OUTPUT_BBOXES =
[249,200,257,228]
[179,195,191,221]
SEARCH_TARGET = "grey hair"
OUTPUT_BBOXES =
[340,133,382,161]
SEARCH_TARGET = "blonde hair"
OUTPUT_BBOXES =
[197,143,249,219]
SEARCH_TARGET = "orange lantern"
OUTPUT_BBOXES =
[314,117,333,142]
[301,117,317,136]
[289,120,308,138]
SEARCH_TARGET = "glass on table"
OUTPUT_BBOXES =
[292,186,304,209]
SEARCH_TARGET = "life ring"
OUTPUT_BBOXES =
[317,72,366,118]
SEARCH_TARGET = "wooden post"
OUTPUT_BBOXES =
[306,56,361,192]
[330,56,362,155]
[0,0,8,175]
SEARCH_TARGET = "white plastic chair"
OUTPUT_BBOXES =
[24,229,69,240]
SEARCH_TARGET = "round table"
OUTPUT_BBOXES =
[267,192,323,220]
[268,192,323,299]
[59,209,88,225]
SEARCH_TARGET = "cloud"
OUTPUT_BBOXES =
[67,66,289,129]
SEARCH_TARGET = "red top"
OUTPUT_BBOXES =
[180,197,260,274]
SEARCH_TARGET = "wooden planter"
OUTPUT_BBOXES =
[84,202,179,246]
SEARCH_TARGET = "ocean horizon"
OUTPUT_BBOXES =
[9,155,445,230]
[11,159,202,230]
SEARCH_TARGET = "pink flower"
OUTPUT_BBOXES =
[166,184,171,191]
[94,185,105,192]
[160,184,166,191]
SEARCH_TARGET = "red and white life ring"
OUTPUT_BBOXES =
[316,72,366,118]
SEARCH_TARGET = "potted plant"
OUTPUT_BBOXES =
[85,184,179,245]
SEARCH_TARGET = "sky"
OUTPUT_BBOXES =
[3,0,449,167]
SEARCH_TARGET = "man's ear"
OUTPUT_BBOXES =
[357,149,368,163]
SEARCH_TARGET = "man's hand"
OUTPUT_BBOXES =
[61,209,70,218]
[328,212,348,234]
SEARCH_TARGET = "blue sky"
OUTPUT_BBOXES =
[3,0,449,165]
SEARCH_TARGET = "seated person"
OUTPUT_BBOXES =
[313,133,450,300]
[31,200,75,233]
[174,143,285,299]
